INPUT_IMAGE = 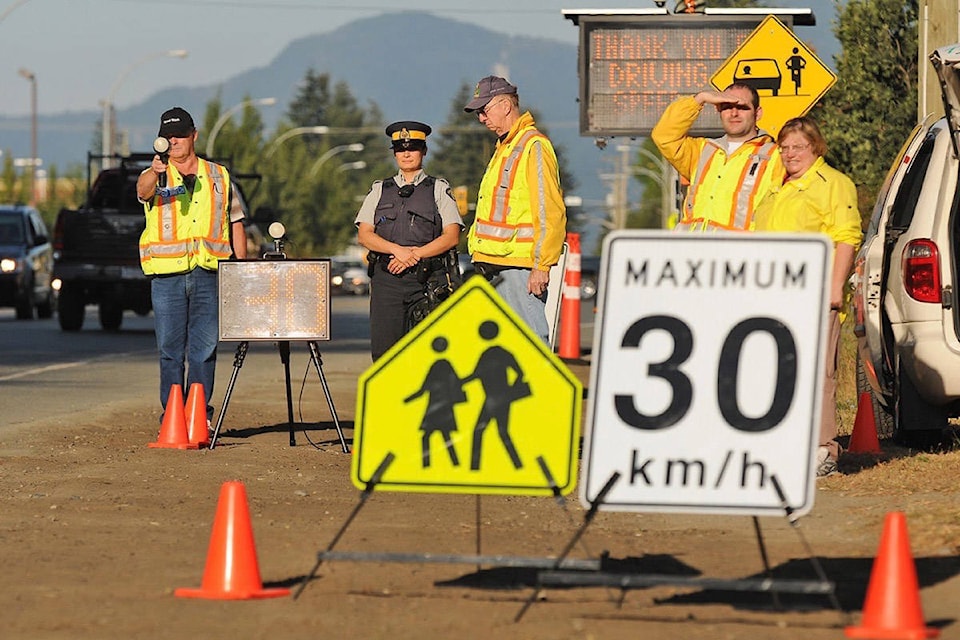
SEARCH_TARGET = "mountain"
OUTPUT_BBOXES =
[0,9,841,233]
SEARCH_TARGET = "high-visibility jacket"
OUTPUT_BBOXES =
[468,111,565,271]
[652,95,783,232]
[753,156,862,248]
[139,159,233,275]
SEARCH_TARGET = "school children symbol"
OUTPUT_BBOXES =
[352,277,582,496]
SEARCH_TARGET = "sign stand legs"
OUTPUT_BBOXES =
[209,341,248,449]
[533,473,844,624]
[209,340,347,452]
[294,453,396,599]
[307,341,349,453]
[294,455,602,601]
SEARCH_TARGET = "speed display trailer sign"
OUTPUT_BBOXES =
[581,232,831,516]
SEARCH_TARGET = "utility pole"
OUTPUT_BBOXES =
[18,68,37,206]
[919,0,959,121]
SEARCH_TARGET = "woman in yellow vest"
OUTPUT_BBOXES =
[136,107,247,428]
[754,116,862,477]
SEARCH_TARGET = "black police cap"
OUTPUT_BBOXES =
[386,120,431,151]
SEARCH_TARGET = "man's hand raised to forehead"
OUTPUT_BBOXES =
[695,89,749,108]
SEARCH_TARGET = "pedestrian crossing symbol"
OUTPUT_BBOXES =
[352,276,583,496]
[710,14,837,137]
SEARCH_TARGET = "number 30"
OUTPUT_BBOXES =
[614,315,797,432]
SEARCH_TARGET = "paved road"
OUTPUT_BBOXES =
[0,292,593,432]
[0,295,372,432]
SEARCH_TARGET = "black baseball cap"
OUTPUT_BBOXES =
[158,107,195,138]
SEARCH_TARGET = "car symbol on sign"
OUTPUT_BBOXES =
[734,58,782,96]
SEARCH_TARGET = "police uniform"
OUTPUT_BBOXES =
[354,121,463,360]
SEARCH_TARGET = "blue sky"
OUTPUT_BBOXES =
[1,0,839,117]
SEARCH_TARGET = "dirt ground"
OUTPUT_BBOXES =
[4,357,960,640]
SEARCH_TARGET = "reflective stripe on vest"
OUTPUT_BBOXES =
[472,130,541,243]
[675,139,777,232]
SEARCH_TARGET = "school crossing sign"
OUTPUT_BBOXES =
[352,277,582,496]
[710,14,836,136]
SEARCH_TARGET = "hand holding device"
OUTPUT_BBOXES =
[153,137,170,188]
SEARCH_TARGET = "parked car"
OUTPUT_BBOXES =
[851,44,960,447]
[330,257,370,295]
[0,204,54,320]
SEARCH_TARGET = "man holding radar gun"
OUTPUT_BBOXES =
[136,107,247,430]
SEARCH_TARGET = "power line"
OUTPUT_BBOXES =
[106,0,562,15]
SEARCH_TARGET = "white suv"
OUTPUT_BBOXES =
[852,44,960,447]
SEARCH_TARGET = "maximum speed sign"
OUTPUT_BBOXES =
[580,231,832,516]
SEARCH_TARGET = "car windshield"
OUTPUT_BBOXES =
[0,217,24,244]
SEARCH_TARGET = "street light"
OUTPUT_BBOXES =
[336,160,367,173]
[308,143,364,178]
[0,0,30,23]
[205,97,277,158]
[17,67,36,205]
[101,49,189,165]
[264,126,330,158]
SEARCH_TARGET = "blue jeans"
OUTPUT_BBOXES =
[151,268,218,421]
[494,268,549,344]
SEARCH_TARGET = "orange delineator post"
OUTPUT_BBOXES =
[558,232,581,360]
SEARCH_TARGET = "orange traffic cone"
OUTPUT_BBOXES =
[148,384,198,450]
[185,383,210,447]
[175,481,291,600]
[557,232,581,360]
[845,512,940,639]
[848,392,882,454]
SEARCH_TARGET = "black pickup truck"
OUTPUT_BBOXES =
[51,153,263,331]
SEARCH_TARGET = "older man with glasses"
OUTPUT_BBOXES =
[463,75,567,344]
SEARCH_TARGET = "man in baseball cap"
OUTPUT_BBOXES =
[463,75,518,113]
[461,74,566,345]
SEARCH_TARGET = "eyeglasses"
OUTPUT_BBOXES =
[780,143,811,154]
[477,99,504,119]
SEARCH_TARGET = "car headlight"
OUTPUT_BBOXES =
[332,275,344,286]
[0,257,20,273]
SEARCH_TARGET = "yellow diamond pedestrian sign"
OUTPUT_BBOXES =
[352,277,582,496]
[711,14,836,137]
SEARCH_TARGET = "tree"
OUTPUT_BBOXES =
[431,83,498,239]
[256,70,385,256]
[814,0,918,217]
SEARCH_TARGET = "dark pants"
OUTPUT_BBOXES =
[369,266,424,361]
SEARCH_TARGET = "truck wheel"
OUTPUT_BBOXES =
[855,353,894,440]
[99,300,123,332]
[57,285,85,331]
[15,294,34,320]
[893,363,947,450]
[36,290,54,319]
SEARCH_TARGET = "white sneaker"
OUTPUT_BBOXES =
[815,445,838,477]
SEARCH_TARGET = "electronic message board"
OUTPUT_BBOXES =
[569,13,794,137]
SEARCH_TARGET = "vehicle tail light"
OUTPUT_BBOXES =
[902,239,941,303]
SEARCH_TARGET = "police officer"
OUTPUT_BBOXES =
[355,121,463,361]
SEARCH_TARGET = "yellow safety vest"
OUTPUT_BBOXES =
[139,159,232,275]
[653,96,782,232]
[468,112,565,270]
[674,137,779,231]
